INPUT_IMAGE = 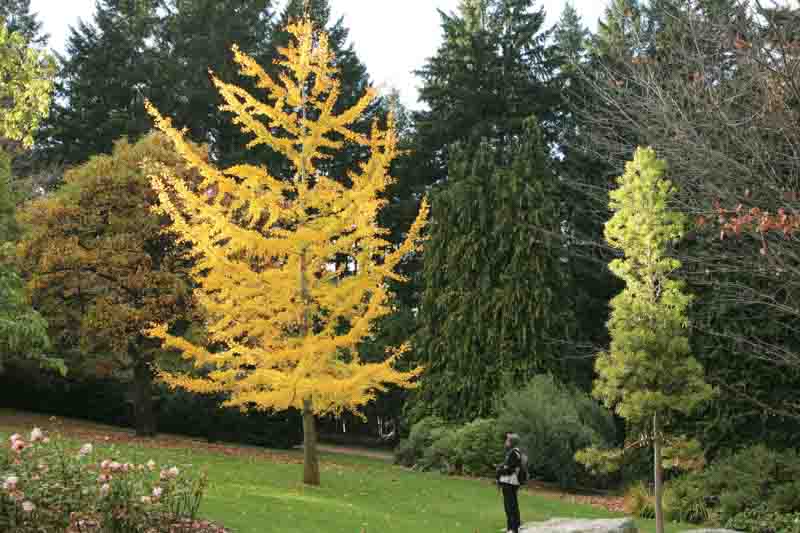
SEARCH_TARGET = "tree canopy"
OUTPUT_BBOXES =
[145,18,428,485]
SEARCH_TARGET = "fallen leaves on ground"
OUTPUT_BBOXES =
[0,410,301,464]
[65,517,231,533]
[523,481,626,513]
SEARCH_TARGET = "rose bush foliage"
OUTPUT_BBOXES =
[1,426,221,532]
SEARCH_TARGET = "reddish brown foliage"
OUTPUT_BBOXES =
[697,198,800,254]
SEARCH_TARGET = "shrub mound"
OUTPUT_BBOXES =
[495,375,616,489]
[396,375,616,489]
[663,445,800,530]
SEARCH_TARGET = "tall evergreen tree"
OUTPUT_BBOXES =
[411,0,558,186]
[414,123,577,422]
[42,1,278,168]
[590,0,643,63]
[552,2,591,176]
[157,0,274,166]
[43,0,161,166]
[408,0,577,422]
[0,0,45,45]
[551,2,621,383]
[553,2,589,74]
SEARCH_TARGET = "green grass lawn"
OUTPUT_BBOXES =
[0,413,696,533]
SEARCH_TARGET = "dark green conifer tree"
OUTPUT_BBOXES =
[411,0,559,186]
[415,123,576,421]
[43,0,162,165]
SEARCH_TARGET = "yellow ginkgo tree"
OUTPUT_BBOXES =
[145,18,428,486]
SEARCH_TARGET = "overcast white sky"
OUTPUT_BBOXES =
[29,0,605,109]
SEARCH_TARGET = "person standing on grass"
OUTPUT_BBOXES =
[496,432,523,533]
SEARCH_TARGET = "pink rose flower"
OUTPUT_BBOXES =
[78,444,93,457]
[2,476,18,492]
[29,428,44,442]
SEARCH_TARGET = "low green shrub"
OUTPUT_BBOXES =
[396,417,505,478]
[399,377,616,488]
[703,445,800,520]
[664,473,711,524]
[393,438,416,467]
[623,481,655,519]
[495,375,616,489]
[420,429,459,472]
[394,416,450,468]
[663,445,800,529]
[453,418,505,477]
[1,427,215,532]
[724,503,800,533]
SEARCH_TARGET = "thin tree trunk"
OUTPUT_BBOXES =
[654,411,664,533]
[297,62,321,486]
[299,248,320,485]
[132,350,156,438]
[303,398,320,486]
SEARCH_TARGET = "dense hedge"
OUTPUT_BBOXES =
[0,369,302,449]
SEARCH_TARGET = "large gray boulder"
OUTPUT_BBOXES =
[521,518,638,533]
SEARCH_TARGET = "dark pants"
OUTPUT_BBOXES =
[501,483,520,532]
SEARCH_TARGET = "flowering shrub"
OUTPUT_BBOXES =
[1,427,221,532]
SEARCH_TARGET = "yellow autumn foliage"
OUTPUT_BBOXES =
[145,18,428,418]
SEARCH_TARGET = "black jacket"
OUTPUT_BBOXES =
[496,447,521,479]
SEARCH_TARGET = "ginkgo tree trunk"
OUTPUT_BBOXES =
[144,18,428,486]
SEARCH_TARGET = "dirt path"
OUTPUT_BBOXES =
[298,443,394,461]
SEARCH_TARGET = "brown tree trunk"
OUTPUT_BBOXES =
[132,349,156,438]
[654,411,664,533]
[302,398,320,486]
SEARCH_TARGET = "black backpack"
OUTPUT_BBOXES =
[514,448,529,485]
